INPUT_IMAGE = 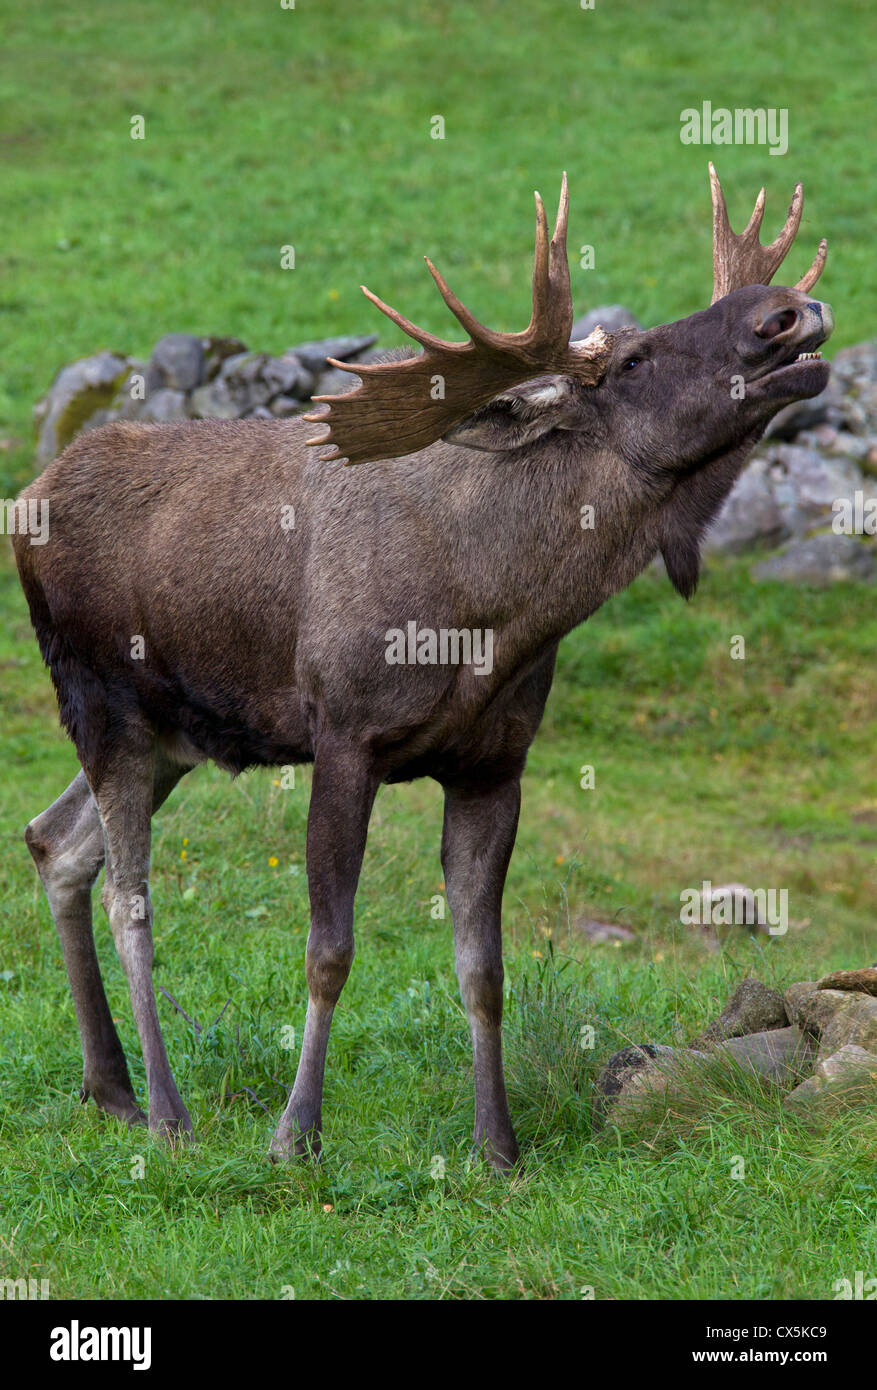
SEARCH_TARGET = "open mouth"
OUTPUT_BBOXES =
[769,342,827,373]
[750,342,830,399]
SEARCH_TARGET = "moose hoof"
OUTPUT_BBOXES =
[268,1124,322,1163]
[474,1132,520,1174]
[148,1105,193,1144]
[82,1080,147,1127]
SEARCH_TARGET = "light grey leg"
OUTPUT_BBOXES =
[93,746,192,1137]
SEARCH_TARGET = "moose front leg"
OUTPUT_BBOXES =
[441,777,521,1171]
[270,737,377,1161]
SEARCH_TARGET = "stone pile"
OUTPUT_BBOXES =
[32,331,379,468]
[597,969,877,1127]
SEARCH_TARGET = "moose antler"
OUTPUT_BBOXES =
[304,173,613,465]
[709,162,827,304]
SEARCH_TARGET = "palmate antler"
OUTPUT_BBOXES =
[306,167,829,466]
[709,161,827,304]
[304,174,612,465]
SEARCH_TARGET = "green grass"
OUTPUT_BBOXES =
[1,0,876,1301]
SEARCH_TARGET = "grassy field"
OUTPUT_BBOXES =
[1,0,876,1301]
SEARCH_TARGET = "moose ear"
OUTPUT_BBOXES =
[442,378,578,453]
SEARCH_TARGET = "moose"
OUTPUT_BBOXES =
[15,165,831,1169]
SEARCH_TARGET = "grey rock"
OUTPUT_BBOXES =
[690,976,788,1048]
[695,882,771,932]
[313,365,361,398]
[269,395,305,418]
[188,380,239,420]
[219,350,267,383]
[201,336,248,381]
[785,982,877,1058]
[33,351,130,465]
[716,1026,814,1083]
[109,364,149,421]
[261,354,315,400]
[244,406,275,420]
[137,388,188,423]
[833,338,877,379]
[285,334,378,375]
[149,333,205,392]
[822,430,872,463]
[784,980,819,1018]
[219,353,274,409]
[766,443,865,535]
[704,457,785,553]
[571,305,641,340]
[807,424,840,448]
[784,1044,877,1120]
[600,1028,813,1129]
[752,533,876,586]
[594,1043,677,1110]
[596,1045,715,1125]
[817,967,877,996]
[812,343,877,438]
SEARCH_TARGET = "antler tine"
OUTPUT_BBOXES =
[765,181,803,260]
[529,189,551,328]
[423,256,494,344]
[796,237,828,294]
[710,161,732,240]
[546,171,573,342]
[710,162,827,303]
[359,283,462,354]
[741,185,766,240]
[552,171,570,251]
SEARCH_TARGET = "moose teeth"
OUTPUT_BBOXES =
[795,350,823,361]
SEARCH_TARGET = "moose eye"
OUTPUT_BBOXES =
[621,356,643,372]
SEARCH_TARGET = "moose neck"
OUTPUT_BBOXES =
[406,430,759,671]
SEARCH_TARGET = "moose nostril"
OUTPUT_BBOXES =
[756,307,800,340]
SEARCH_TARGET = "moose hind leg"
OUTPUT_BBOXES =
[25,770,145,1124]
[441,778,521,1171]
[95,742,192,1139]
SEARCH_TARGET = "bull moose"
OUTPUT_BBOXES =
[14,166,831,1168]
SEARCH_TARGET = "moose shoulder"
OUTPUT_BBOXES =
[14,167,831,1169]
